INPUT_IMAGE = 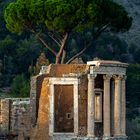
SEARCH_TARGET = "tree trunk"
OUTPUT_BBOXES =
[61,50,67,64]
[55,33,68,64]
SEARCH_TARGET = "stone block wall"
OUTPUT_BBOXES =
[0,99,10,134]
[30,78,50,140]
[30,74,48,127]
[0,98,30,138]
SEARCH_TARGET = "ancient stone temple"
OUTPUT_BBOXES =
[30,60,128,140]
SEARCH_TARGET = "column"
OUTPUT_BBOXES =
[30,77,37,126]
[49,83,54,136]
[113,75,122,136]
[87,74,96,138]
[121,76,127,136]
[73,80,79,135]
[110,80,115,135]
[103,75,111,138]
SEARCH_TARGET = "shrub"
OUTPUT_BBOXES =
[11,74,30,97]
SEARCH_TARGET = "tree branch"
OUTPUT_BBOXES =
[55,33,69,64]
[93,23,110,39]
[61,50,67,64]
[66,47,87,64]
[48,32,61,47]
[37,34,57,56]
[31,30,57,56]
[66,23,110,64]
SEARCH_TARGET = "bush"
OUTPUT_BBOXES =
[11,74,30,97]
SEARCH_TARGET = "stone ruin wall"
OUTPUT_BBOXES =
[30,64,90,140]
[0,98,30,139]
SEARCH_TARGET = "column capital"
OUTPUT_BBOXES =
[88,74,97,80]
[103,74,112,80]
[113,75,123,80]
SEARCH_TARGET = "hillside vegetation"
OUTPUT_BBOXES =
[115,0,140,48]
[0,0,140,139]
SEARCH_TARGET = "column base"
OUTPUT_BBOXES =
[102,135,127,140]
[53,136,99,140]
[87,136,98,140]
[102,136,111,140]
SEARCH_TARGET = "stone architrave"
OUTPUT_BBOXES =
[121,76,127,136]
[87,74,96,138]
[103,75,111,139]
[113,75,122,136]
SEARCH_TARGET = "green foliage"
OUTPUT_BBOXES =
[0,0,10,39]
[11,74,30,97]
[0,35,17,58]
[126,64,140,108]
[83,33,129,62]
[134,48,140,63]
[129,43,137,55]
[4,0,132,34]
[4,0,31,33]
[127,117,140,140]
[0,34,42,86]
[15,36,42,73]
[95,0,132,31]
[0,35,18,86]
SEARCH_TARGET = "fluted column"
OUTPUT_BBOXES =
[121,76,127,136]
[103,75,111,138]
[113,75,122,136]
[87,74,96,138]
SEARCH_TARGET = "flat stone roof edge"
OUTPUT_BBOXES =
[87,60,128,67]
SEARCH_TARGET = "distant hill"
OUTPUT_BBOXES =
[115,0,140,47]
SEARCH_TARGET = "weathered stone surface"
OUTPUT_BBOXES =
[10,98,30,137]
[30,76,37,127]
[48,64,88,77]
[0,99,10,134]
[87,74,96,137]
[30,78,50,140]
[0,98,30,139]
